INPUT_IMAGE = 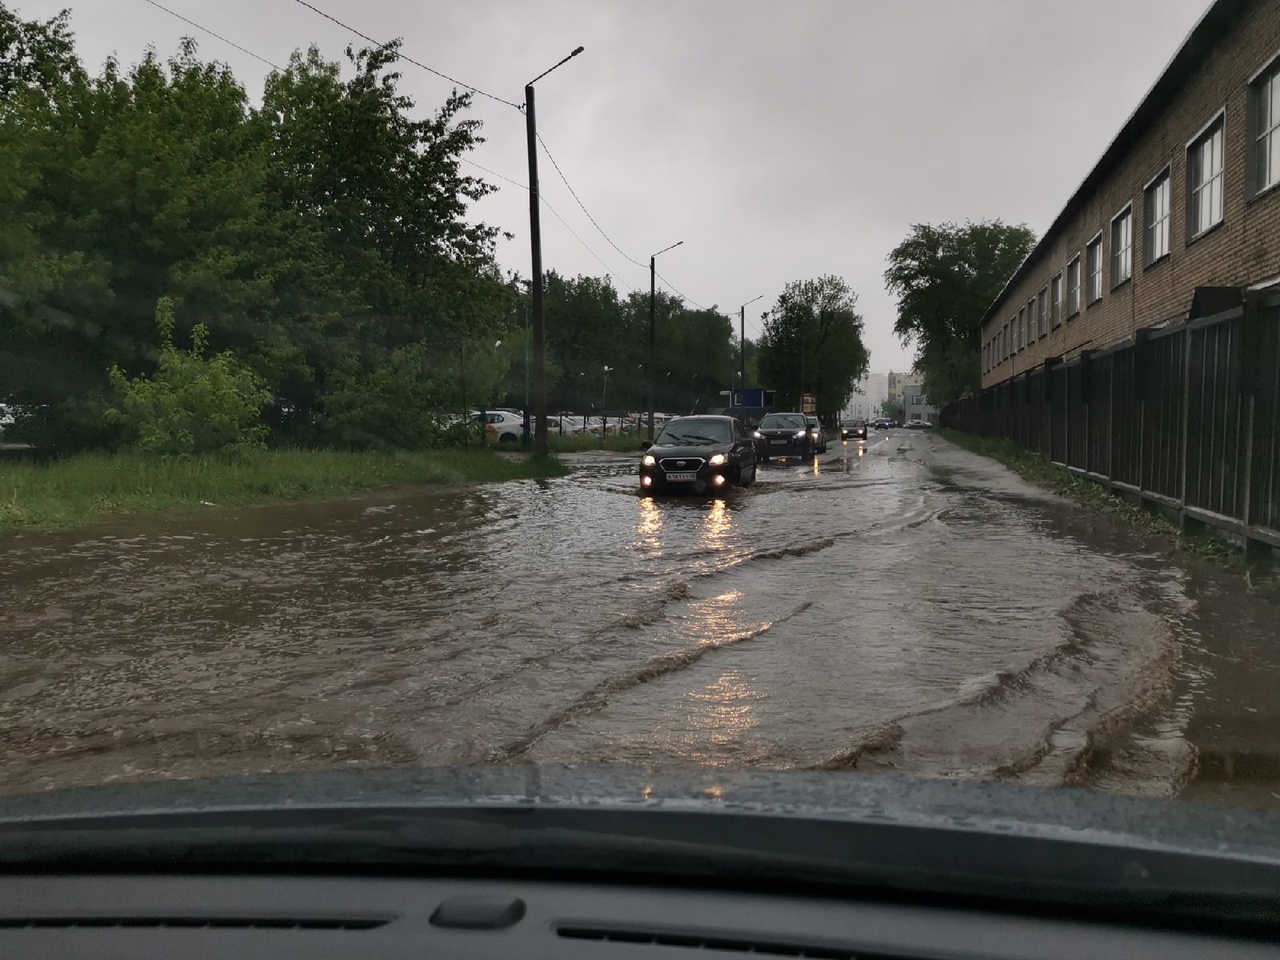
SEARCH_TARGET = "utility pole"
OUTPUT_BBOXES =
[738,295,763,406]
[647,240,683,440]
[525,47,583,456]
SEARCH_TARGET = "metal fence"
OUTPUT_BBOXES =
[943,291,1280,560]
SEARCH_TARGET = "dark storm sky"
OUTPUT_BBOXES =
[17,0,1212,370]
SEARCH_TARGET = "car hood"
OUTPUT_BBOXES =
[3,767,1280,922]
[646,443,730,459]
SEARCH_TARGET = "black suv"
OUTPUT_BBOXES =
[639,415,757,494]
[841,419,868,441]
[753,412,819,461]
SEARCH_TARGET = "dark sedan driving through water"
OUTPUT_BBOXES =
[639,415,757,494]
[752,411,820,461]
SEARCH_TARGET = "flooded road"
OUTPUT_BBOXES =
[2,430,1278,804]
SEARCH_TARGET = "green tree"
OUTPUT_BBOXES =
[757,276,869,415]
[106,297,270,457]
[884,220,1036,406]
[0,3,83,101]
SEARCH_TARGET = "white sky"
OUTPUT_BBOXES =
[15,0,1212,373]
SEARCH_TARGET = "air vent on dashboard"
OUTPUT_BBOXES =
[0,915,388,930]
[557,925,866,959]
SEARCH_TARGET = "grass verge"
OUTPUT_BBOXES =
[546,432,646,453]
[938,428,1278,591]
[0,448,568,532]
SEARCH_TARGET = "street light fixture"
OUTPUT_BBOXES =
[602,365,613,408]
[526,45,585,457]
[647,240,684,440]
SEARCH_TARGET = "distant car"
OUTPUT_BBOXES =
[752,412,817,461]
[841,419,868,441]
[905,419,934,429]
[472,410,526,443]
[805,416,828,454]
[639,415,757,494]
[872,418,894,430]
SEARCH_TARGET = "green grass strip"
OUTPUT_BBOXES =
[0,448,568,531]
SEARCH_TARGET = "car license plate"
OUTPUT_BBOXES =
[665,472,697,482]
[770,439,787,445]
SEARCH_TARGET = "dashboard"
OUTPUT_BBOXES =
[0,874,1273,960]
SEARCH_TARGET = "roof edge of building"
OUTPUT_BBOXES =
[979,0,1256,332]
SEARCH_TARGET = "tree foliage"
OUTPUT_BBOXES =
[106,297,271,457]
[757,276,869,414]
[0,5,750,452]
[884,220,1036,406]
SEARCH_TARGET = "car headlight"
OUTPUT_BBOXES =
[752,431,763,439]
[811,429,820,437]
[708,453,727,466]
[794,429,807,438]
[642,454,656,466]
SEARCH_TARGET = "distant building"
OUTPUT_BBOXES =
[887,370,922,408]
[903,384,939,423]
[844,373,888,419]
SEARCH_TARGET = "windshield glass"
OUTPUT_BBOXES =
[4,0,1279,899]
[655,419,730,445]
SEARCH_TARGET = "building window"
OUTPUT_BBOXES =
[1111,206,1132,286]
[1066,256,1081,317]
[1085,234,1103,304]
[1013,314,1020,352]
[1144,169,1171,264]
[1037,287,1048,338]
[1188,114,1224,237]
[1026,298,1036,343]
[1050,273,1063,328]
[1018,306,1027,348]
[1253,62,1280,196]
[1003,322,1009,360]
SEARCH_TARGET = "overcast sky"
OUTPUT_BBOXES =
[17,0,1212,373]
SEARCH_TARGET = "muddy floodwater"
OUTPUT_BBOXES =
[2,430,1278,806]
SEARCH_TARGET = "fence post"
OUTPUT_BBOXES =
[1080,349,1094,474]
[1240,294,1267,562]
[1178,323,1201,534]
[1133,329,1149,497]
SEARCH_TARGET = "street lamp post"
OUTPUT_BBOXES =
[602,365,612,408]
[526,46,584,457]
[738,295,763,405]
[647,240,684,440]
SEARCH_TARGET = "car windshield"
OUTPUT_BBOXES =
[655,420,731,445]
[4,0,1278,908]
[760,414,806,429]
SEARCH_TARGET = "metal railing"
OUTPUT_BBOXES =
[943,292,1280,560]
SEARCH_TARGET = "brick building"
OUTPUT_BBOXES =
[980,0,1280,387]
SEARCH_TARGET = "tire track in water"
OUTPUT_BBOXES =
[809,589,1183,790]
[487,601,815,762]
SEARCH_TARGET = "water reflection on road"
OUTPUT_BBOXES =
[1,431,1278,805]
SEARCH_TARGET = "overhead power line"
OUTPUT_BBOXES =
[536,132,645,270]
[535,132,706,308]
[138,3,692,303]
[291,0,523,110]
[140,0,282,69]
[458,158,639,285]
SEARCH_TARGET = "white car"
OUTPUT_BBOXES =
[905,419,934,429]
[472,410,526,443]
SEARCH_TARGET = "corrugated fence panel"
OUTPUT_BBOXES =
[1185,316,1245,520]
[1086,352,1112,476]
[1110,346,1140,487]
[1248,301,1280,533]
[1140,330,1185,501]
